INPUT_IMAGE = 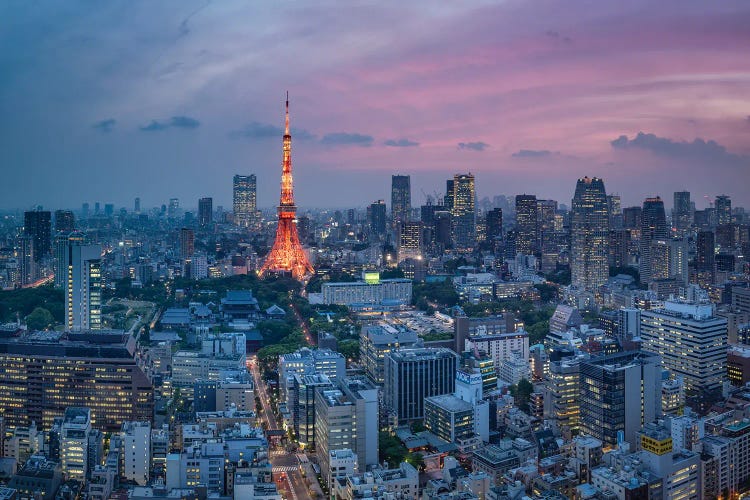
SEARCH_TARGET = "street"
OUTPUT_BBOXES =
[249,355,317,500]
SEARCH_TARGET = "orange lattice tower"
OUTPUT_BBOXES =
[259,93,315,280]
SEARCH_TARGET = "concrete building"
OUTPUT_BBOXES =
[321,277,412,307]
[359,324,418,384]
[384,348,458,422]
[424,394,475,443]
[579,351,661,449]
[570,177,610,291]
[333,462,419,500]
[279,347,345,403]
[121,421,150,486]
[641,299,728,403]
[60,407,91,481]
[63,243,102,331]
[465,331,529,373]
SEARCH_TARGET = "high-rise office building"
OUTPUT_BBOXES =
[198,197,213,226]
[314,378,378,484]
[233,174,257,228]
[180,228,195,259]
[54,210,75,233]
[608,229,631,268]
[639,197,668,283]
[24,209,51,262]
[486,208,503,242]
[367,200,387,236]
[398,221,422,261]
[515,194,538,255]
[64,243,103,331]
[451,173,476,251]
[384,347,458,422]
[641,299,727,403]
[104,203,114,217]
[17,235,36,285]
[0,333,153,431]
[715,195,731,225]
[54,232,86,288]
[444,179,455,212]
[622,206,642,231]
[570,177,610,291]
[672,191,692,233]
[134,197,141,214]
[167,198,179,219]
[60,407,92,481]
[695,230,715,285]
[537,199,557,253]
[81,203,90,219]
[607,194,623,230]
[391,175,411,230]
[579,351,661,449]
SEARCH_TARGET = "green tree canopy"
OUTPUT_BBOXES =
[25,307,54,330]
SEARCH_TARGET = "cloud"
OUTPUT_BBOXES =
[611,131,749,167]
[458,141,488,152]
[512,149,552,158]
[230,122,315,140]
[321,132,373,147]
[92,118,116,133]
[384,138,419,147]
[545,30,572,43]
[140,116,200,131]
[170,115,200,128]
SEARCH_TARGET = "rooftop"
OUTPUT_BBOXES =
[426,394,473,413]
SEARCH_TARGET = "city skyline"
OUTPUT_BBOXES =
[2,1,750,209]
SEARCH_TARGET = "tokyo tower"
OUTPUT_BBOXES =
[259,93,315,280]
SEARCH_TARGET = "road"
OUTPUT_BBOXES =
[289,301,315,346]
[250,356,313,500]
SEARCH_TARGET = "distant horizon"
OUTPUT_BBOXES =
[2,1,749,209]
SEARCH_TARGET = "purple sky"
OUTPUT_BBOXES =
[1,1,749,211]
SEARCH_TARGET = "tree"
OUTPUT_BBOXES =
[510,378,534,413]
[405,452,425,471]
[337,339,360,361]
[25,307,54,330]
[534,283,558,303]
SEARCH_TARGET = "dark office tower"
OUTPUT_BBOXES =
[607,195,623,230]
[444,179,455,212]
[579,351,660,449]
[167,198,179,219]
[716,195,731,225]
[94,202,101,215]
[367,200,387,236]
[103,204,113,218]
[233,174,257,228]
[81,203,90,219]
[537,199,557,252]
[570,177,610,291]
[17,236,36,285]
[451,173,476,251]
[515,194,538,255]
[503,230,518,260]
[434,211,452,247]
[54,210,75,233]
[24,210,51,262]
[672,191,692,232]
[695,230,715,283]
[180,228,195,259]
[198,197,213,226]
[622,206,642,231]
[347,209,356,225]
[486,208,503,241]
[639,197,668,283]
[54,232,86,288]
[134,197,141,214]
[421,201,438,226]
[608,229,631,268]
[391,175,411,229]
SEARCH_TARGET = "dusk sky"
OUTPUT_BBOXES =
[1,1,749,211]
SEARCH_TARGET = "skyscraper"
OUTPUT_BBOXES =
[17,235,36,285]
[579,351,661,449]
[607,194,623,230]
[398,221,423,261]
[260,94,314,280]
[715,195,731,225]
[179,228,195,259]
[24,209,51,262]
[134,197,141,214]
[672,191,692,232]
[367,200,387,236]
[639,197,667,283]
[198,197,213,226]
[451,173,476,251]
[54,231,86,289]
[233,174,257,228]
[391,175,411,230]
[622,206,642,231]
[64,242,102,331]
[515,194,538,255]
[486,208,503,242]
[695,230,715,285]
[54,210,75,234]
[537,199,557,253]
[570,177,610,291]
